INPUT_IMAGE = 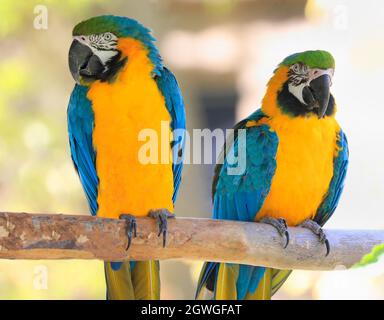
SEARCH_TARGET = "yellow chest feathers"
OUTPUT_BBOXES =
[87,46,173,219]
[256,115,340,226]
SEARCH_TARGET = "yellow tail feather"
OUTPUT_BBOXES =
[132,261,160,300]
[214,264,239,300]
[198,264,290,300]
[105,261,160,300]
[271,269,292,296]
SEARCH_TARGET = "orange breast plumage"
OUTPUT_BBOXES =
[87,39,174,219]
[256,114,340,226]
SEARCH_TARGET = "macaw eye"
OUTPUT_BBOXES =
[104,33,112,41]
[292,63,300,73]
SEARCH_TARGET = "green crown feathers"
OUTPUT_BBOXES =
[281,50,335,69]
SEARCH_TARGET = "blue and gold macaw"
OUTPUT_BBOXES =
[196,50,349,300]
[67,16,186,300]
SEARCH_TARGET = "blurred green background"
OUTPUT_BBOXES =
[0,0,383,299]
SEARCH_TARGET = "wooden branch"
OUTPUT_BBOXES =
[0,212,382,270]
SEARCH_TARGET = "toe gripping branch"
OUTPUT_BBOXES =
[119,214,137,250]
[259,217,290,248]
[299,219,330,256]
[148,209,175,248]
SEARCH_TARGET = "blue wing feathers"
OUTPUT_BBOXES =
[214,123,278,221]
[67,84,99,216]
[155,67,186,203]
[237,265,266,300]
[199,111,278,299]
[315,129,349,226]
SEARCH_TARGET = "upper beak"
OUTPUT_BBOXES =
[68,40,103,84]
[309,74,331,119]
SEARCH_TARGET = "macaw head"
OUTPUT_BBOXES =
[68,15,162,85]
[263,50,335,119]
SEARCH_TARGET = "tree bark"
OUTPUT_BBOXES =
[0,212,382,270]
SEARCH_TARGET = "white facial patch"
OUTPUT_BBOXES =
[74,33,119,66]
[288,63,334,104]
[93,50,119,66]
[288,82,307,104]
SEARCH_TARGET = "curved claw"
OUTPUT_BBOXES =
[324,238,330,257]
[283,230,290,249]
[148,209,174,247]
[158,216,168,247]
[119,214,137,251]
[260,217,290,249]
[299,219,330,257]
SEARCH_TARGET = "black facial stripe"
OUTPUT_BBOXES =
[98,52,127,82]
[89,39,118,51]
[288,62,309,86]
[95,46,118,51]
[289,74,308,85]
[89,42,118,51]
[288,70,309,85]
[94,40,117,45]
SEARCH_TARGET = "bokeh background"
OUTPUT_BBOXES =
[0,0,383,299]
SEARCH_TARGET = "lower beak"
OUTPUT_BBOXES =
[309,74,331,119]
[68,40,103,83]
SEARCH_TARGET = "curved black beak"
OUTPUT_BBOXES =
[68,40,104,84]
[309,74,331,119]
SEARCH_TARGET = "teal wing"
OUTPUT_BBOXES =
[196,110,279,300]
[155,67,186,203]
[314,129,349,226]
[213,110,277,222]
[67,84,98,216]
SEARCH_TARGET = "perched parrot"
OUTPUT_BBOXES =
[196,50,349,300]
[67,16,186,300]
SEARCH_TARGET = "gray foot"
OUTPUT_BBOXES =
[260,217,290,248]
[119,214,137,250]
[299,219,330,256]
[148,209,175,247]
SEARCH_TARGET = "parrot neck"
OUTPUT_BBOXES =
[117,38,162,78]
[261,66,290,118]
